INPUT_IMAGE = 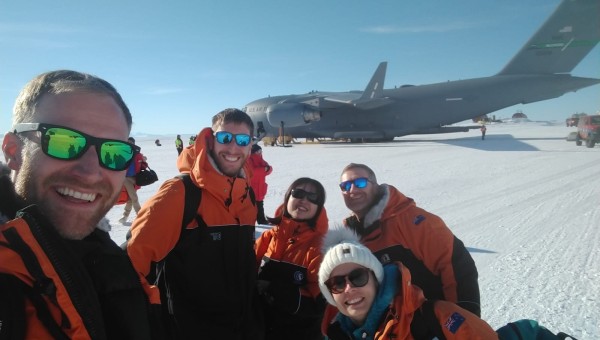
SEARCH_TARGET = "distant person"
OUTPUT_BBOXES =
[155,138,162,146]
[175,134,183,154]
[480,125,487,140]
[255,177,328,340]
[338,163,481,316]
[188,134,196,146]
[318,228,497,339]
[247,143,273,224]
[0,70,160,339]
[127,108,261,339]
[119,137,146,224]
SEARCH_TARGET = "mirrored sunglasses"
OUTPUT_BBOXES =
[339,177,370,192]
[325,267,371,294]
[13,123,140,171]
[214,131,251,146]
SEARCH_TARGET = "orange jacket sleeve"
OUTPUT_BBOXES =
[126,178,187,285]
[433,301,497,339]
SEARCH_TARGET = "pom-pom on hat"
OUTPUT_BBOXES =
[318,227,384,306]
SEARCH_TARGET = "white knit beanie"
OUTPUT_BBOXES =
[318,227,384,306]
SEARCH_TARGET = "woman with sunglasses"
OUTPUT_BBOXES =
[318,227,498,340]
[255,177,329,340]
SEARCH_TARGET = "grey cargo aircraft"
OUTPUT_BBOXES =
[243,0,600,142]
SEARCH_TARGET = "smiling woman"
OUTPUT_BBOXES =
[254,177,329,340]
[318,227,498,340]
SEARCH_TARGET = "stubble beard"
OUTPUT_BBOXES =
[14,146,113,240]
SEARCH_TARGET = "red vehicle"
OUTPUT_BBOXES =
[575,115,600,148]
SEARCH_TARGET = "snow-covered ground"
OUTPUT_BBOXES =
[107,121,600,338]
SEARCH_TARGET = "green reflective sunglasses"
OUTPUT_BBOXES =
[13,123,140,171]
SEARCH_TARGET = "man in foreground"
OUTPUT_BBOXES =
[0,70,160,339]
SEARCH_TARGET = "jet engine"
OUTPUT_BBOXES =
[266,103,321,127]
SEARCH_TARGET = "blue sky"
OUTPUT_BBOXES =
[1,0,598,135]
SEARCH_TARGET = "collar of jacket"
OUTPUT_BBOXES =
[276,204,328,239]
[345,184,415,236]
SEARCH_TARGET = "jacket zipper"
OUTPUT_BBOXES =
[22,211,106,340]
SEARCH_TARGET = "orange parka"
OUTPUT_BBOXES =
[255,204,329,339]
[126,127,259,339]
[322,263,497,340]
[344,184,480,316]
[255,204,329,299]
[0,207,155,340]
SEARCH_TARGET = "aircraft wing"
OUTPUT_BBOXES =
[323,62,393,110]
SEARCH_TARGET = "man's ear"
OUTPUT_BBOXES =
[2,133,23,170]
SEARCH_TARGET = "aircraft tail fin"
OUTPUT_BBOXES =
[322,62,389,108]
[498,0,600,75]
[359,62,387,100]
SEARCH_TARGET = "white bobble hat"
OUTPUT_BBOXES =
[318,227,384,306]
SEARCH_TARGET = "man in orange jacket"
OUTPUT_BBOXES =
[127,108,261,339]
[338,163,481,316]
[0,70,160,339]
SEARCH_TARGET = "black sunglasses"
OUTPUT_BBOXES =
[13,123,140,171]
[290,188,319,205]
[324,267,371,294]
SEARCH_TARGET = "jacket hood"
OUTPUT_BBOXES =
[176,127,251,186]
[176,127,253,208]
[361,184,415,228]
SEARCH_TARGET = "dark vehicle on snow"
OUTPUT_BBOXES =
[566,117,579,127]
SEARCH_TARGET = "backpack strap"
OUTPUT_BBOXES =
[148,174,203,283]
[1,228,70,340]
[177,174,203,229]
